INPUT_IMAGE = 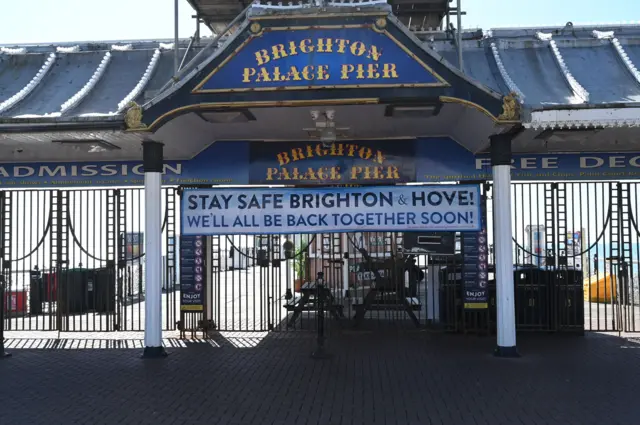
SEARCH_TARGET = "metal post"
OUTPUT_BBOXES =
[457,0,464,71]
[0,274,11,358]
[142,141,167,358]
[491,134,518,357]
[312,272,329,359]
[174,0,179,74]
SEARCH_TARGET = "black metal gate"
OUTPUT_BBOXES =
[508,182,640,333]
[1,188,178,332]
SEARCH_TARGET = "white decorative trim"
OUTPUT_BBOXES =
[535,32,553,41]
[0,46,27,55]
[0,53,56,114]
[56,45,80,53]
[592,30,614,40]
[326,0,387,5]
[59,52,112,114]
[251,0,319,9]
[111,44,132,51]
[490,42,525,102]
[116,49,162,113]
[549,40,590,103]
[159,42,174,50]
[525,108,640,130]
[611,38,640,86]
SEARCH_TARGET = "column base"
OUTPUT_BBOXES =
[494,346,520,358]
[141,346,168,359]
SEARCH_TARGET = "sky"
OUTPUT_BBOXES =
[0,0,637,44]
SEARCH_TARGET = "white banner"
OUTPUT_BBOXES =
[181,185,481,235]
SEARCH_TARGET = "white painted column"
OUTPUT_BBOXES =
[142,141,167,358]
[342,234,350,296]
[426,265,441,322]
[491,134,518,357]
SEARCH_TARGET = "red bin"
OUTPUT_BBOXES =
[4,290,27,315]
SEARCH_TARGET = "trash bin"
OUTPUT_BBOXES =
[29,269,43,315]
[549,268,584,333]
[58,268,90,314]
[513,266,551,331]
[93,267,116,313]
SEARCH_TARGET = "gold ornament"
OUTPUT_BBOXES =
[497,92,521,121]
[250,22,261,34]
[374,17,387,30]
[124,101,145,130]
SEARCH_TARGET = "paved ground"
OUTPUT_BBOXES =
[1,330,640,425]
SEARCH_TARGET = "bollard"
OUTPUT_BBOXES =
[311,272,329,359]
[0,275,11,358]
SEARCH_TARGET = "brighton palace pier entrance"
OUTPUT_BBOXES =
[2,1,640,357]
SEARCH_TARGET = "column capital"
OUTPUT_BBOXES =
[142,140,164,173]
[489,132,513,167]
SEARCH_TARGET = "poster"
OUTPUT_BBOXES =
[461,194,489,309]
[180,235,206,311]
[181,185,482,236]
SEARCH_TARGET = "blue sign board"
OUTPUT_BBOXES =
[181,185,482,236]
[1,138,640,188]
[180,235,206,311]
[193,26,448,92]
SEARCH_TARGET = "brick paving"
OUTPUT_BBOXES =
[1,330,640,425]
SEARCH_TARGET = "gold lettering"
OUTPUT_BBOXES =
[280,168,291,180]
[300,39,314,54]
[305,168,318,180]
[266,168,279,180]
[335,39,350,53]
[256,68,271,82]
[242,68,256,83]
[276,153,290,166]
[330,166,342,180]
[291,148,306,162]
[355,64,365,79]
[317,168,328,180]
[350,166,362,180]
[341,64,354,80]
[301,65,315,81]
[375,150,385,165]
[350,41,366,56]
[317,65,330,81]
[287,66,302,81]
[272,67,285,81]
[255,49,270,66]
[382,63,398,78]
[372,167,384,180]
[305,145,315,159]
[288,41,298,56]
[359,147,373,161]
[317,38,334,53]
[314,144,329,157]
[386,165,400,179]
[346,144,358,157]
[367,45,383,62]
[330,143,344,157]
[366,63,380,79]
[271,44,288,60]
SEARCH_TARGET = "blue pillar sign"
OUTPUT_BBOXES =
[461,194,489,309]
[180,235,206,311]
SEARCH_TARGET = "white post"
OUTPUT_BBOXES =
[142,141,167,358]
[491,134,519,357]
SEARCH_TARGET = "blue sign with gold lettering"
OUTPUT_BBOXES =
[193,25,448,92]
